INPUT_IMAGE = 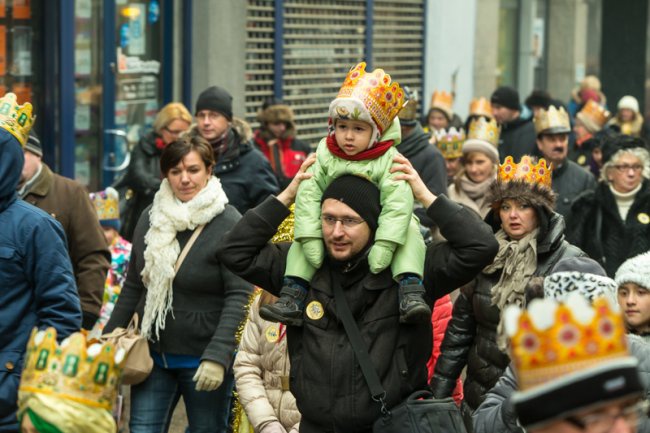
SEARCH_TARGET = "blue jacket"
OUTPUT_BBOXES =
[0,131,81,431]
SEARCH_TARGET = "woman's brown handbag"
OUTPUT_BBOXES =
[102,313,153,385]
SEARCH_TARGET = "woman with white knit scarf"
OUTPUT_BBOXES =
[104,135,253,433]
[430,155,585,426]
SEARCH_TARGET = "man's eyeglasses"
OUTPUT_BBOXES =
[321,214,365,228]
[565,399,649,433]
[613,164,643,173]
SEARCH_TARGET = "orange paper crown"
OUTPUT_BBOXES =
[433,127,465,160]
[469,97,493,118]
[429,90,454,119]
[534,105,570,135]
[19,328,125,411]
[506,295,628,391]
[577,100,610,130]
[498,155,552,189]
[335,62,405,132]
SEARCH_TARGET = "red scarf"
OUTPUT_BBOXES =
[325,133,394,161]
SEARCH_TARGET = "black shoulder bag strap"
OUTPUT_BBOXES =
[332,279,391,417]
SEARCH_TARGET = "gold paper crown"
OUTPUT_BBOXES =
[89,187,120,221]
[336,62,405,132]
[430,91,453,118]
[0,92,34,146]
[506,296,628,391]
[19,328,125,411]
[467,117,500,147]
[434,127,465,159]
[577,100,610,130]
[469,97,493,118]
[533,105,570,135]
[498,155,552,188]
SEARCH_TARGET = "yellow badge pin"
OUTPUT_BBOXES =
[306,301,324,320]
[638,213,650,225]
[265,326,280,343]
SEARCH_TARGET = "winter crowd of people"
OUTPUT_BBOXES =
[1,63,650,433]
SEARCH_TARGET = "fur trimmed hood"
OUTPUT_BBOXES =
[486,179,556,214]
[257,104,295,125]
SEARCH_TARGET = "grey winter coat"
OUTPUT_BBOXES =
[551,159,597,217]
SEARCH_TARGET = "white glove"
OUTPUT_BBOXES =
[192,360,225,392]
[260,421,288,433]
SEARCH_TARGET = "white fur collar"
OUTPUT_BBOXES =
[140,176,228,339]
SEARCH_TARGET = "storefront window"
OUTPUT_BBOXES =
[0,0,44,129]
[497,0,519,87]
[74,0,102,188]
[114,1,162,141]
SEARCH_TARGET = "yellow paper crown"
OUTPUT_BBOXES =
[335,62,405,132]
[89,187,120,221]
[534,105,570,135]
[498,155,552,189]
[434,127,465,159]
[467,117,500,147]
[577,100,610,130]
[0,92,34,146]
[469,97,493,118]
[430,90,453,118]
[19,328,125,411]
[506,295,629,391]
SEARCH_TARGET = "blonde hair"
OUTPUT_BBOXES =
[152,102,192,134]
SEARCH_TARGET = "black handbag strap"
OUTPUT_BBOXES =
[332,280,390,417]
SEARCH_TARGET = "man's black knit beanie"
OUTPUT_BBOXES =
[195,86,233,120]
[321,175,381,231]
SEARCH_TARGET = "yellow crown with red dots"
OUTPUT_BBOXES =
[433,127,465,160]
[334,62,405,133]
[505,295,629,391]
[577,100,610,131]
[19,328,125,411]
[430,90,454,119]
[498,155,552,189]
[0,92,34,146]
[469,97,493,119]
[534,105,570,135]
[89,187,120,222]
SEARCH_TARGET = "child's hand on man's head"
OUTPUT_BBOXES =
[390,153,437,208]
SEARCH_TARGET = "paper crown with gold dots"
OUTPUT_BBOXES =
[467,117,500,147]
[0,92,34,146]
[498,155,552,189]
[468,97,493,119]
[433,127,465,160]
[19,328,125,411]
[429,90,454,119]
[89,187,120,224]
[576,100,610,133]
[534,105,570,135]
[332,62,405,134]
[505,295,629,391]
[463,117,501,162]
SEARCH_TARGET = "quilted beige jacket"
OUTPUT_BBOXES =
[234,294,301,432]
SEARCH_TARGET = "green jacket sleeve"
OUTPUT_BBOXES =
[294,138,330,240]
